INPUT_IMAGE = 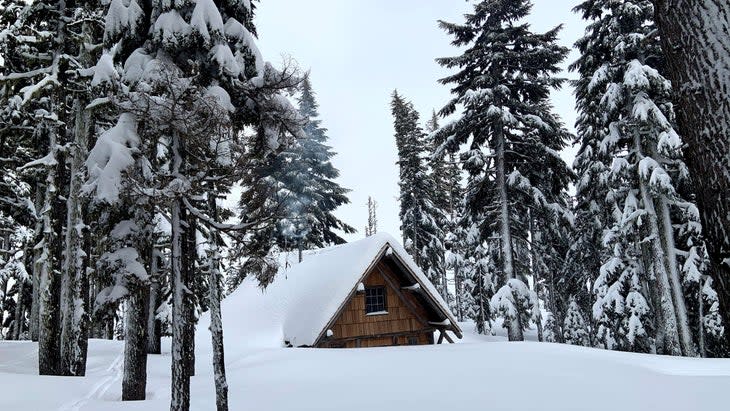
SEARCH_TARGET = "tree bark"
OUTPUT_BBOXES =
[654,0,730,349]
[185,215,196,378]
[38,146,63,376]
[60,98,91,376]
[13,280,25,340]
[171,197,190,411]
[146,247,162,354]
[495,127,523,341]
[170,130,190,411]
[122,284,149,401]
[207,195,229,411]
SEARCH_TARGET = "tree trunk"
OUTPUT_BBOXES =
[529,215,544,343]
[13,279,25,340]
[636,161,683,355]
[38,145,63,376]
[656,196,697,356]
[495,127,523,341]
[122,284,149,401]
[146,247,162,354]
[60,98,90,376]
[654,0,730,349]
[30,196,42,342]
[185,215,196,377]
[207,195,229,411]
[170,130,190,411]
[171,197,190,411]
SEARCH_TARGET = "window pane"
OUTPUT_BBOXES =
[365,286,386,313]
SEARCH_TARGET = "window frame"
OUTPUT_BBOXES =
[364,285,387,314]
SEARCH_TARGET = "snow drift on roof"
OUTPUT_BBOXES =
[215,232,457,348]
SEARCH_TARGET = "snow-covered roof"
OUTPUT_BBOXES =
[221,232,460,347]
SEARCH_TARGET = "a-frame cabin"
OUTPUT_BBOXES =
[228,233,462,348]
[316,243,462,348]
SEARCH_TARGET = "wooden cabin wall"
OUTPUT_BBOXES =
[322,261,435,348]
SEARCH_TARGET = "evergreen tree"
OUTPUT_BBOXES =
[0,0,105,375]
[572,0,716,356]
[391,91,447,298]
[563,297,591,346]
[272,75,354,251]
[91,0,303,407]
[436,0,572,341]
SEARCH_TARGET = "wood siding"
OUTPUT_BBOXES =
[319,261,435,348]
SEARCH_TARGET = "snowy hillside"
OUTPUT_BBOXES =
[2,319,729,410]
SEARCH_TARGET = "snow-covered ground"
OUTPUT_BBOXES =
[2,320,729,411]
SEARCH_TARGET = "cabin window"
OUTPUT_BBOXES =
[364,286,387,314]
[407,336,418,345]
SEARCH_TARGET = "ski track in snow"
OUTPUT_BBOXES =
[57,352,124,411]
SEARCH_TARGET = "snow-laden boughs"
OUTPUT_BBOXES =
[435,0,572,341]
[563,298,591,347]
[84,113,140,204]
[391,91,448,299]
[1,0,106,375]
[92,0,305,407]
[239,75,353,258]
[572,0,718,356]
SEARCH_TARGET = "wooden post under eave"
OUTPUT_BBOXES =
[437,330,445,344]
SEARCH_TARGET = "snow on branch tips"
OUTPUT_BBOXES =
[84,113,140,204]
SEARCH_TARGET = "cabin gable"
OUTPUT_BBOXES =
[317,259,437,348]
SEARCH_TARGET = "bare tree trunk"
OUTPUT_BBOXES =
[170,129,190,411]
[207,195,228,411]
[654,0,730,349]
[13,280,25,340]
[60,98,90,376]
[30,194,42,342]
[495,127,523,341]
[529,214,544,342]
[656,196,697,356]
[38,145,63,376]
[146,247,162,354]
[185,215,196,377]
[636,158,682,355]
[122,284,149,401]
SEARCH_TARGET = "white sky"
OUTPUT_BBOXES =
[255,0,586,242]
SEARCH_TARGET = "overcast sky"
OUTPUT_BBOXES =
[254,0,586,243]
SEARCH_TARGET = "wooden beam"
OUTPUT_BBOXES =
[319,328,437,347]
[437,330,444,344]
[443,330,455,344]
[378,267,430,327]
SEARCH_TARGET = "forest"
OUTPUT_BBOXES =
[1,1,729,411]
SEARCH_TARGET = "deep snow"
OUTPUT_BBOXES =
[2,320,730,411]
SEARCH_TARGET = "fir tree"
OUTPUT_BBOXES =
[572,0,716,356]
[273,75,354,251]
[391,91,447,299]
[436,0,572,341]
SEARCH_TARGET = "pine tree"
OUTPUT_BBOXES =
[1,0,105,375]
[91,0,304,407]
[391,91,447,298]
[563,297,591,346]
[272,75,354,251]
[436,0,571,341]
[572,0,713,356]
